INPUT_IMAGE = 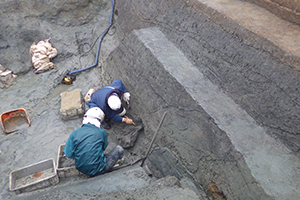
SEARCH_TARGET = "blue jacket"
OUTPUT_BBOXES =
[87,79,128,122]
[64,124,108,176]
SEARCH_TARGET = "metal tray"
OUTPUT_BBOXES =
[9,158,59,194]
[56,144,82,178]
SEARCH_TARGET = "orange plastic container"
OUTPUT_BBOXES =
[0,108,31,133]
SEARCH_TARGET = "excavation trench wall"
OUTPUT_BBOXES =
[102,26,273,200]
[101,0,300,199]
[0,0,300,199]
[103,28,267,199]
[114,0,300,154]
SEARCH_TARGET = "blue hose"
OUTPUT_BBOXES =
[69,0,115,75]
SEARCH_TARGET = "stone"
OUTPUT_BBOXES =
[118,125,143,149]
[0,64,17,89]
[60,89,85,120]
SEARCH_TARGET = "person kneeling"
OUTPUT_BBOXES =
[64,107,124,176]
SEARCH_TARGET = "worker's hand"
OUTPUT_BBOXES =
[123,92,130,102]
[123,117,133,124]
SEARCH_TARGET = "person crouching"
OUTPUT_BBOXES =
[64,107,124,176]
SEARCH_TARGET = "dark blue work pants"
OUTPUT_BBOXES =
[97,145,124,175]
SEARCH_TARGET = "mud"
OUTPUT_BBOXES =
[58,157,75,168]
[0,0,128,199]
[1,0,300,199]
[15,168,54,189]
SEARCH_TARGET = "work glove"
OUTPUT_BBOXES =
[123,92,130,102]
[84,88,95,102]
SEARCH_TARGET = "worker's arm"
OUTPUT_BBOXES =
[107,110,123,122]
[64,135,75,159]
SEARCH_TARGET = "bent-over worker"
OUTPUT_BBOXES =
[64,107,124,176]
[87,79,133,129]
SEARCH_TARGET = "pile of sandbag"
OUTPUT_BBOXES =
[0,64,17,89]
[29,39,58,74]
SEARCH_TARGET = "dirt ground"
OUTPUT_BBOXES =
[0,0,135,198]
[0,1,176,199]
[1,0,300,199]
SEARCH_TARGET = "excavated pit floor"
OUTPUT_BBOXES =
[1,0,300,199]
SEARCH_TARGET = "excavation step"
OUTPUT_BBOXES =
[131,27,300,200]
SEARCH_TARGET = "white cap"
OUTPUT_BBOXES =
[108,94,121,110]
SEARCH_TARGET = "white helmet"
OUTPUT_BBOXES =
[108,94,121,110]
[85,107,105,121]
[82,107,105,128]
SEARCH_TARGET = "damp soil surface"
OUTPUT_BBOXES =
[2,0,300,199]
[0,0,149,199]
